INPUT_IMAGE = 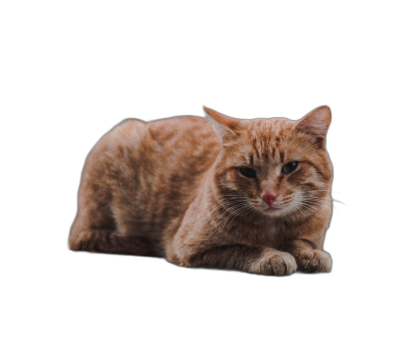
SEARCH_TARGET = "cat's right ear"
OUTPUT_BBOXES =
[294,105,332,146]
[204,106,240,145]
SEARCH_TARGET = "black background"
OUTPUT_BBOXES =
[39,28,376,303]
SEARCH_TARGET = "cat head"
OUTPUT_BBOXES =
[205,106,333,220]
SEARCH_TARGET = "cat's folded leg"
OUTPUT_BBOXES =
[179,245,297,276]
[68,190,129,255]
[70,228,160,256]
[280,239,332,273]
[70,228,118,253]
[69,208,161,256]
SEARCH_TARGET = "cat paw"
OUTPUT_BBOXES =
[250,250,297,276]
[296,249,332,273]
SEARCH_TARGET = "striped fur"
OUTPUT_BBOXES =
[69,106,333,276]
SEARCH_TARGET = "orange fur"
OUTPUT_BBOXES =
[69,106,333,276]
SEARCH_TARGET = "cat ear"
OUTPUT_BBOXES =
[204,106,240,145]
[294,106,331,145]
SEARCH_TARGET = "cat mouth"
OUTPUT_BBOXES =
[264,206,282,212]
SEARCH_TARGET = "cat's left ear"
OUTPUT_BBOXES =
[204,106,241,145]
[294,106,331,145]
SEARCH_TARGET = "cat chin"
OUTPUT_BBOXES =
[258,203,307,219]
[264,207,282,213]
[258,206,287,218]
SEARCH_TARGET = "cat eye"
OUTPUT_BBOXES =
[281,161,299,174]
[239,167,257,178]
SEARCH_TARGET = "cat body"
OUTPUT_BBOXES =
[69,106,333,275]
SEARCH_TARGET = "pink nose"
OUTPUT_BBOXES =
[262,193,278,206]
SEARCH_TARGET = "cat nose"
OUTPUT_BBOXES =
[261,192,278,206]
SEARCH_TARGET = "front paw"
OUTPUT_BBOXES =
[296,249,332,273]
[250,250,297,276]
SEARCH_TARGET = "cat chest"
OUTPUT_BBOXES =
[226,220,295,248]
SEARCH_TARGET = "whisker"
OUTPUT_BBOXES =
[214,202,250,221]
[209,201,250,215]
[223,206,249,226]
[224,205,253,228]
[333,199,348,206]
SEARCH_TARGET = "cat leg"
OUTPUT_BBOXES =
[69,188,115,252]
[69,120,161,257]
[69,191,162,256]
[69,198,162,257]
[69,175,159,256]
[178,245,297,276]
[70,227,160,256]
[280,239,332,273]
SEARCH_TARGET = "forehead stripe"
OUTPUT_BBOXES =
[280,151,285,163]
[252,138,260,159]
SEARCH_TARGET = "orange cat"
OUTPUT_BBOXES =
[69,106,333,276]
